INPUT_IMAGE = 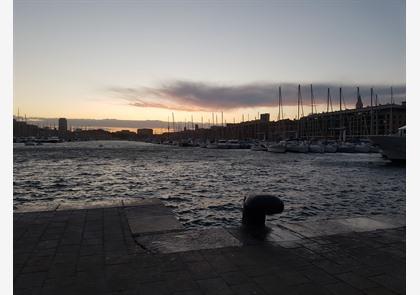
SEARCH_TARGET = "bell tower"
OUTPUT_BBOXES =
[356,87,363,109]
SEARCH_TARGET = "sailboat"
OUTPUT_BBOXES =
[267,141,287,153]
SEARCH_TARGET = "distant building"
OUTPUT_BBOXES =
[260,113,270,123]
[58,118,67,132]
[137,128,153,136]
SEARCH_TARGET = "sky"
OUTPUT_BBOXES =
[14,0,406,126]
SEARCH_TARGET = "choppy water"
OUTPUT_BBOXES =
[13,141,405,228]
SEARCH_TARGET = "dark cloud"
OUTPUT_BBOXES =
[109,81,406,111]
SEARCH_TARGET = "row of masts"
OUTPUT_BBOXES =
[167,85,397,133]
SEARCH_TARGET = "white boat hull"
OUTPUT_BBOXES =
[267,144,286,153]
[251,146,267,151]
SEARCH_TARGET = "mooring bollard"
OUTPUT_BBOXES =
[242,194,284,227]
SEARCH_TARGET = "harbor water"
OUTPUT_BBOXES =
[13,141,405,229]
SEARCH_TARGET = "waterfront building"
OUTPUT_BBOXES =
[137,128,153,136]
[158,102,405,142]
[58,118,68,132]
[299,103,405,139]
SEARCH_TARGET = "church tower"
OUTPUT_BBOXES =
[356,87,363,109]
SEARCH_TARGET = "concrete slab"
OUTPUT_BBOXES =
[123,198,164,207]
[282,220,351,238]
[125,204,174,219]
[127,214,184,235]
[14,203,59,213]
[335,217,395,232]
[282,216,401,238]
[136,228,242,253]
[368,214,406,228]
[266,225,302,242]
[57,200,122,211]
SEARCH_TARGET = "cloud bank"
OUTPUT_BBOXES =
[109,80,406,112]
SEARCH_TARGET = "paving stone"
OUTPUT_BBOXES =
[362,286,398,295]
[15,272,48,288]
[77,255,104,271]
[205,253,239,273]
[336,272,379,290]
[220,271,250,286]
[324,282,364,295]
[172,289,204,295]
[138,280,170,295]
[164,270,199,292]
[14,205,405,295]
[253,275,284,295]
[186,261,219,280]
[196,278,234,295]
[312,259,357,275]
[229,282,266,295]
[368,274,405,294]
[157,254,185,272]
[299,266,339,284]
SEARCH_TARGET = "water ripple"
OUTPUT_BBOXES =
[13,140,405,229]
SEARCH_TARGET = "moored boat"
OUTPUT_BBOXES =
[309,141,325,153]
[286,140,309,153]
[337,142,356,153]
[251,142,268,151]
[369,126,406,161]
[354,142,370,153]
[324,141,338,153]
[267,141,287,153]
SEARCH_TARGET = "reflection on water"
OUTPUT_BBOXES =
[13,141,405,228]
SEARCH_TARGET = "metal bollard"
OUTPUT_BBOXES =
[242,194,284,227]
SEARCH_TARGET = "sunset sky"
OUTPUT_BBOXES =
[14,0,406,125]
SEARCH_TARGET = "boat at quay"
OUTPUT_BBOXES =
[267,141,287,153]
[369,126,406,161]
[158,138,380,154]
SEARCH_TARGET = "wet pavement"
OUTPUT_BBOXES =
[14,199,405,294]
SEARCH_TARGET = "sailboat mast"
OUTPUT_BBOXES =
[297,84,301,138]
[370,88,374,135]
[297,85,300,119]
[339,87,342,111]
[310,84,314,115]
[278,86,283,120]
[390,87,393,134]
[327,88,331,113]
